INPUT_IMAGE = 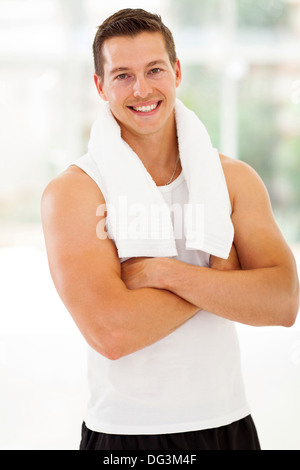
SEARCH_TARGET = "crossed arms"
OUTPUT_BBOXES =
[41,156,299,360]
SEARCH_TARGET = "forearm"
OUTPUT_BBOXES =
[59,272,199,361]
[153,258,297,327]
[110,286,199,358]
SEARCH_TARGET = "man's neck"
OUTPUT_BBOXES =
[119,118,179,175]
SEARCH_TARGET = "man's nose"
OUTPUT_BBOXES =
[132,75,152,98]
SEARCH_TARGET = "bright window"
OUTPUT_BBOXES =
[0,0,299,242]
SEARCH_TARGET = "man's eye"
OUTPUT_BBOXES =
[149,68,161,74]
[116,73,128,80]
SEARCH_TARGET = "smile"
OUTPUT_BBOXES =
[128,101,161,114]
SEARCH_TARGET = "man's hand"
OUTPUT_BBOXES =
[122,243,241,292]
[209,243,241,271]
[121,257,155,290]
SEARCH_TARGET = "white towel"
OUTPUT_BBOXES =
[87,98,234,259]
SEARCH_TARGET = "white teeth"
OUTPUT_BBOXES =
[133,102,159,112]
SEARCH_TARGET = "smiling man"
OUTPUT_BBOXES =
[41,9,299,451]
[94,29,182,186]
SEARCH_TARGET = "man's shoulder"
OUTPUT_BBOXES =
[41,165,104,213]
[44,164,101,194]
[219,152,252,173]
[44,164,90,188]
[219,153,263,187]
[218,153,268,209]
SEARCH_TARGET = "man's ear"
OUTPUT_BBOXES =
[175,59,182,89]
[94,73,108,101]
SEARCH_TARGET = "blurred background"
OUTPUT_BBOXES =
[0,0,299,450]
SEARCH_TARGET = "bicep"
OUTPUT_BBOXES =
[41,170,126,352]
[230,162,293,270]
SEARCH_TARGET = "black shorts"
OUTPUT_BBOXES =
[79,415,261,450]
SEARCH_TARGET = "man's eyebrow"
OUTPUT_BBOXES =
[109,66,130,77]
[147,60,168,68]
[109,60,168,77]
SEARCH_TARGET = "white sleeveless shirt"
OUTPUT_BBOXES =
[74,154,250,434]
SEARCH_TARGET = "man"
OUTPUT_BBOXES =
[41,9,299,450]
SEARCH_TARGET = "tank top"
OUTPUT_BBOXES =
[74,154,250,434]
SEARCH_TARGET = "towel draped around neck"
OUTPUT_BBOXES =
[87,98,234,259]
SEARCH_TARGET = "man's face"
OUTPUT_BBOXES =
[95,32,181,141]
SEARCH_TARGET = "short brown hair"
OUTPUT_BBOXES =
[93,8,177,78]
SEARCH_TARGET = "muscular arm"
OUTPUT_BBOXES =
[122,158,299,327]
[41,166,199,360]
